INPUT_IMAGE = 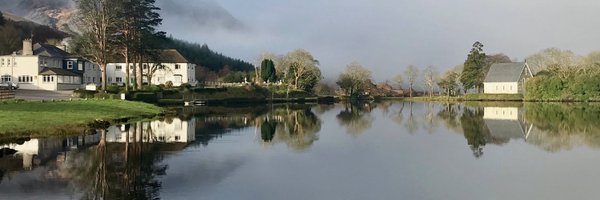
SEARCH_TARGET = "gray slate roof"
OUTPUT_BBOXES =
[484,62,526,83]
[40,67,81,76]
[17,43,72,58]
[109,49,190,63]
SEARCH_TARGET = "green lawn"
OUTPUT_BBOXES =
[0,100,163,135]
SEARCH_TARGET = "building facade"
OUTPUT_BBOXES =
[483,62,533,94]
[0,39,101,90]
[106,49,196,87]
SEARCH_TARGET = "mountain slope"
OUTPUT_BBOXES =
[0,0,253,71]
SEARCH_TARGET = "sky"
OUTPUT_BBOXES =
[157,0,600,81]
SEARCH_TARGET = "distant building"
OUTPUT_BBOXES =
[483,62,533,94]
[0,39,101,90]
[106,49,196,87]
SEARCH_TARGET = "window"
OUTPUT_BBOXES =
[78,63,83,71]
[116,77,123,83]
[143,64,148,70]
[108,77,112,82]
[116,65,122,70]
[42,75,54,83]
[0,58,4,66]
[18,76,33,83]
[175,64,180,70]
[159,65,165,70]
[93,77,96,82]
[67,61,74,69]
[1,75,11,83]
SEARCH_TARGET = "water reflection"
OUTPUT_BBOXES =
[4,102,600,199]
[258,107,322,152]
[336,103,374,136]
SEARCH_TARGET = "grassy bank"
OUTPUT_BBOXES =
[403,96,464,102]
[0,100,163,135]
[401,94,524,102]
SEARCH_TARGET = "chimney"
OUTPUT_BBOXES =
[23,38,33,56]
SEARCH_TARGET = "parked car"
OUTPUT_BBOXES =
[0,82,19,90]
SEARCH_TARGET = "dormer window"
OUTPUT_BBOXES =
[67,61,74,69]
[116,65,122,70]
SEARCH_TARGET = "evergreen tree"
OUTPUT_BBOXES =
[0,12,5,26]
[260,59,277,83]
[460,41,487,93]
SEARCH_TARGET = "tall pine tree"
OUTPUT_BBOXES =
[260,59,277,83]
[460,41,487,93]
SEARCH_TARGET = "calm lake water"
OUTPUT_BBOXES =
[2,102,600,200]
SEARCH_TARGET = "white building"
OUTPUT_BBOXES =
[106,49,196,87]
[0,39,101,90]
[483,62,533,94]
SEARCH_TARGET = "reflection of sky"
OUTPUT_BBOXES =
[159,104,600,200]
[4,103,600,199]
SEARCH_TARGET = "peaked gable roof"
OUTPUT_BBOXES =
[484,62,530,83]
[109,49,191,64]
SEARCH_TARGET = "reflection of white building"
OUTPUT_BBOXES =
[106,118,196,143]
[0,139,63,170]
[483,107,533,140]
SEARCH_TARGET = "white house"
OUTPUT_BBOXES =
[0,39,101,90]
[483,62,533,94]
[106,49,196,87]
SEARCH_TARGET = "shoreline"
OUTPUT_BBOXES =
[0,99,163,137]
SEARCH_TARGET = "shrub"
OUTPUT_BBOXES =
[131,92,158,103]
[73,89,97,98]
[142,85,162,92]
[165,81,174,88]
[106,84,122,94]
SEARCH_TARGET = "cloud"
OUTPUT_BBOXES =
[157,0,246,33]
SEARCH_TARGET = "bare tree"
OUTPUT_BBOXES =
[392,74,403,90]
[423,65,438,97]
[75,0,121,92]
[336,62,373,97]
[405,65,419,97]
[526,48,581,79]
[280,49,321,90]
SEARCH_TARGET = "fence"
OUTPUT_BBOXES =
[0,89,15,100]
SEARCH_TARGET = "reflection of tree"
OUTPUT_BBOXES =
[274,108,322,152]
[422,103,438,133]
[460,108,490,158]
[336,103,374,136]
[392,102,405,126]
[524,103,600,152]
[66,123,167,199]
[404,102,419,134]
[261,120,277,142]
[437,103,461,131]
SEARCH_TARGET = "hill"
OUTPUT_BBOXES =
[160,37,253,72]
[0,11,69,55]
